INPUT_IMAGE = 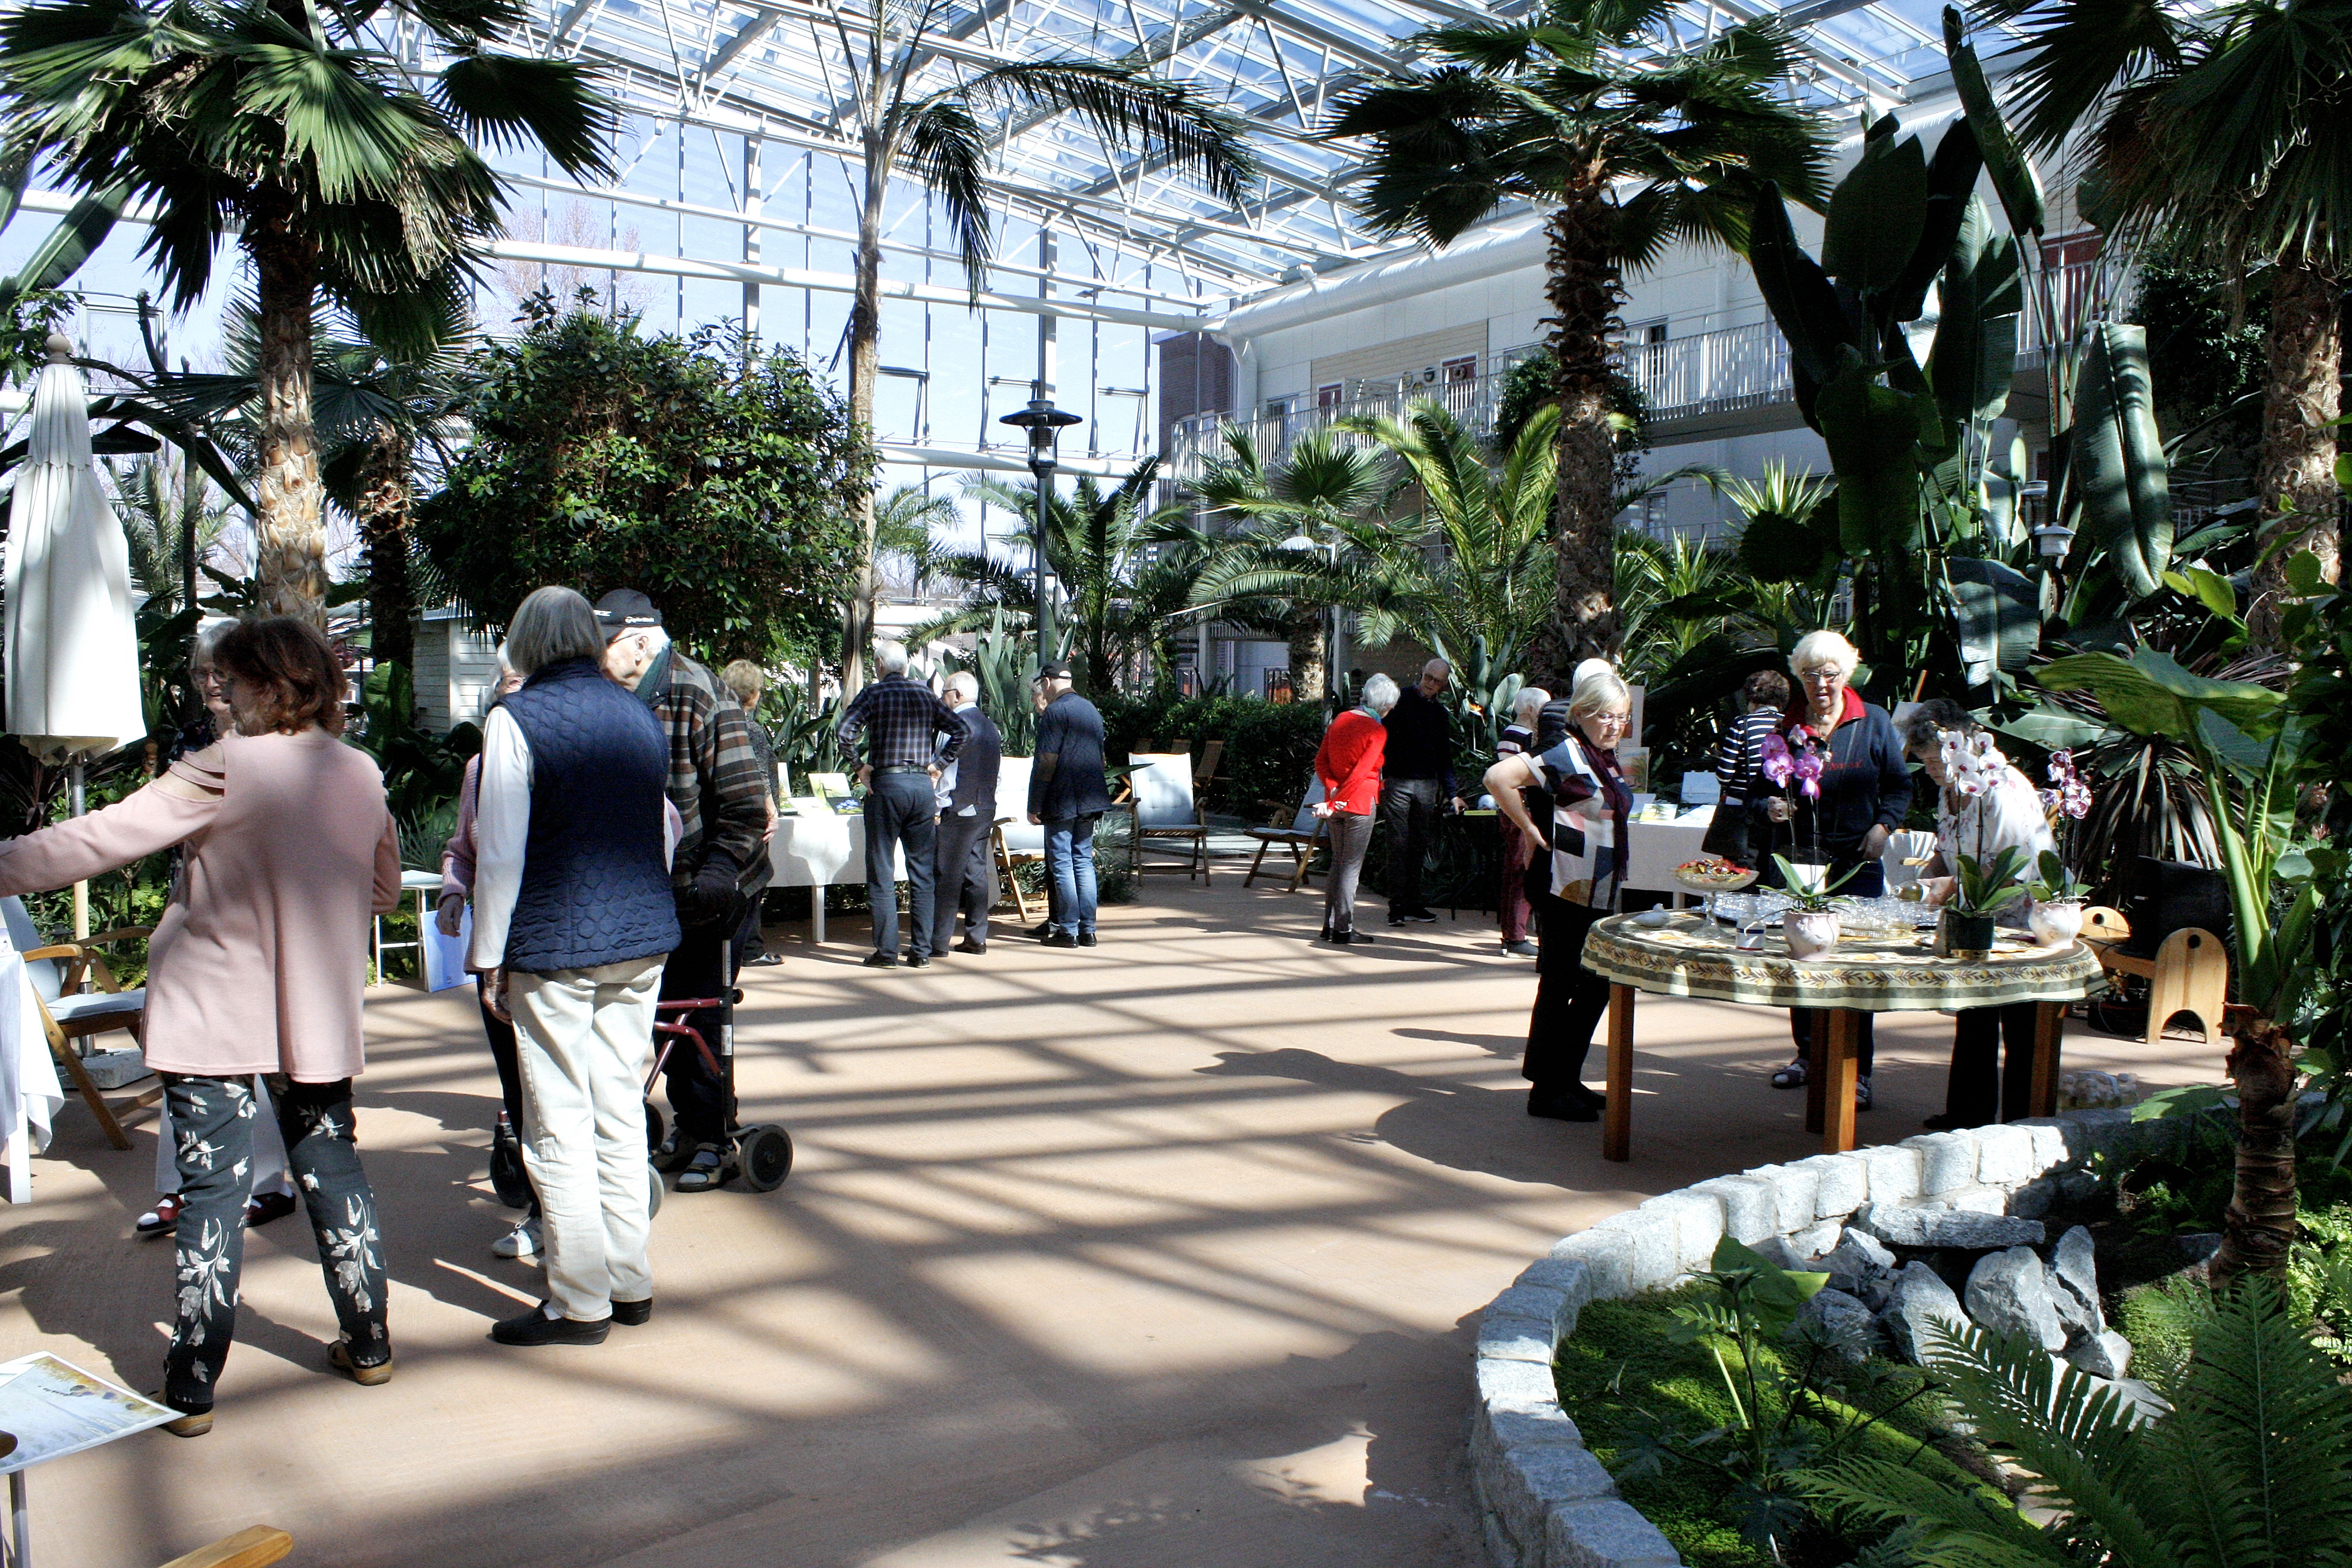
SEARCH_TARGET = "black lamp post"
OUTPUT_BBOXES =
[998,397,1083,670]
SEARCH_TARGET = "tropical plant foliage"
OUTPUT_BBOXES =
[416,298,872,666]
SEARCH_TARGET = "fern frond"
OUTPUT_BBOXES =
[1805,1457,2061,1568]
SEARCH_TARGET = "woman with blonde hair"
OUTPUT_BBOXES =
[1759,630,1913,1108]
[1483,660,1634,1120]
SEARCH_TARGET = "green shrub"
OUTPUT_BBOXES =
[1098,693,1327,817]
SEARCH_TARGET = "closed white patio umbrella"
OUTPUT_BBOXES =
[4,333,146,764]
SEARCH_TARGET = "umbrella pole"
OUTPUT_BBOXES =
[70,763,88,941]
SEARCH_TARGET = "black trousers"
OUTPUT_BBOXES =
[659,923,732,1144]
[1772,858,1886,1076]
[932,808,995,946]
[1945,1003,2041,1126]
[866,771,940,958]
[479,974,538,1215]
[731,891,766,972]
[1380,777,1445,913]
[1524,897,1614,1093]
[161,1074,389,1412]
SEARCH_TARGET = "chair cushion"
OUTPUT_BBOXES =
[48,988,146,1024]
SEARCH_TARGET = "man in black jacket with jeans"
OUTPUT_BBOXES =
[1380,658,1465,925]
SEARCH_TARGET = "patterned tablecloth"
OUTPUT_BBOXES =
[1582,909,2105,1012]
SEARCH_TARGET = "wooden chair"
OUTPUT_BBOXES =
[4,895,154,1151]
[2079,904,2229,1045]
[1242,780,1329,892]
[160,1525,293,1568]
[991,818,1041,924]
[1131,752,1212,883]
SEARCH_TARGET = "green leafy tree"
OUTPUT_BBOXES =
[1985,0,2352,644]
[416,299,872,666]
[818,0,1255,692]
[1327,0,1828,667]
[1,0,615,626]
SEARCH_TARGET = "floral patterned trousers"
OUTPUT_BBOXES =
[160,1073,389,1413]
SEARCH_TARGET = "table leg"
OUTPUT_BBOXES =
[2030,1002,2066,1117]
[1603,984,1635,1163]
[11,1468,28,1568]
[1805,1011,1826,1135]
[1820,1009,1861,1154]
[812,891,826,947]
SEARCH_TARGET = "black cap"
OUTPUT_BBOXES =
[1035,661,1073,681]
[593,589,661,641]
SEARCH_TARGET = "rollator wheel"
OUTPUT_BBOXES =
[737,1125,793,1192]
[489,1125,532,1210]
[645,1103,666,1157]
[647,1164,664,1220]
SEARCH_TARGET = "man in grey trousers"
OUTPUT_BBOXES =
[930,672,1003,955]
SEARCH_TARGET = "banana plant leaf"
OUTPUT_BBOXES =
[1818,364,1927,556]
[1748,184,1858,392]
[1883,119,1985,323]
[1947,554,2039,693]
[1736,495,1843,586]
[1926,198,2022,429]
[1822,131,1929,296]
[2065,323,2174,599]
[1943,7,2045,239]
[0,182,127,309]
[2037,647,2282,742]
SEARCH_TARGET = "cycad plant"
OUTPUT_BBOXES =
[821,0,1255,691]
[1,0,615,626]
[1982,0,2352,644]
[1808,1285,2352,1568]
[1326,0,1828,667]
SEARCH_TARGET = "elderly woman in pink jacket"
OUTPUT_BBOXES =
[0,618,400,1437]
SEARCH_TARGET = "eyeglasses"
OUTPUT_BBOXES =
[1586,711,1631,728]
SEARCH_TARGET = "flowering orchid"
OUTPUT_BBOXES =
[2039,749,2093,820]
[1760,731,1795,788]
[1791,748,1824,799]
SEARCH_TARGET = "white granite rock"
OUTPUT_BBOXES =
[1965,1246,2069,1352]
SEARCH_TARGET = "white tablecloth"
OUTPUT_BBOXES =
[1622,808,1716,894]
[2,941,64,1203]
[768,759,1039,941]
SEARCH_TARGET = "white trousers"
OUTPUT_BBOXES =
[511,956,665,1322]
[155,1074,289,1196]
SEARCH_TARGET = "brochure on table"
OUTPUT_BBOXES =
[0,1354,175,1471]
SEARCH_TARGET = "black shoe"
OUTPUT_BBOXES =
[675,1142,731,1192]
[863,952,899,969]
[1567,1082,1607,1108]
[1856,1075,1875,1112]
[906,953,932,969]
[1399,907,1439,924]
[1527,1091,1599,1122]
[492,1303,612,1346]
[955,939,987,955]
[1027,921,1055,939]
[1077,930,1097,947]
[1042,930,1078,949]
[1325,929,1375,945]
[611,1297,653,1327]
[1503,939,1540,958]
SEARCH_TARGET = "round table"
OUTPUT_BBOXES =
[1579,909,2105,1160]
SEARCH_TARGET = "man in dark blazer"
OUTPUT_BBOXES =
[1025,661,1114,948]
[930,671,1003,955]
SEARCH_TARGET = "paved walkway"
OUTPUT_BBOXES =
[7,881,2215,1567]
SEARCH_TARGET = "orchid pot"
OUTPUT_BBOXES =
[1785,909,1841,959]
[1940,909,1997,961]
[2029,898,2085,948]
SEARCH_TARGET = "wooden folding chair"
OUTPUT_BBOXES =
[160,1526,293,1568]
[992,818,1041,924]
[2079,904,2229,1044]
[4,895,154,1151]
[1131,752,1212,883]
[1241,780,1329,892]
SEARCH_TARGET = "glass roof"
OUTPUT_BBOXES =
[505,0,2039,299]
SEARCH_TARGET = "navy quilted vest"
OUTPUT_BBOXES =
[502,657,682,973]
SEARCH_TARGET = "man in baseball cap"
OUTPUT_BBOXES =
[596,588,772,1192]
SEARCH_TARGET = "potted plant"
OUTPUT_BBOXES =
[2025,849,2092,946]
[1770,852,1859,958]
[1942,845,2028,959]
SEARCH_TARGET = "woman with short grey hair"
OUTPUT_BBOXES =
[1312,672,1398,944]
[470,586,681,1346]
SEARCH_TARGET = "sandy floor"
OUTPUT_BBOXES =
[5,879,2220,1567]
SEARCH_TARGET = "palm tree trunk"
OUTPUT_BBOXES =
[248,208,328,629]
[1541,197,1627,676]
[1287,615,1324,705]
[2247,257,2342,647]
[359,420,416,671]
[840,149,887,697]
[2212,1016,2300,1285]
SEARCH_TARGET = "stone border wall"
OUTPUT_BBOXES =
[1469,1109,2159,1568]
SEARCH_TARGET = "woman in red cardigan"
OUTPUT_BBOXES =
[1313,672,1398,944]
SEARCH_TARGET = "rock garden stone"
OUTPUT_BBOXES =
[1515,1255,1595,1312]
[2064,1329,2134,1381]
[1858,1143,1922,1205]
[1638,1191,1725,1272]
[1794,1152,1870,1218]
[1821,1229,1896,1308]
[1744,1163,1823,1235]
[1903,1131,1979,1195]
[1882,1261,1967,1362]
[1855,1204,2047,1250]
[1689,1175,1776,1244]
[1551,1227,1638,1299]
[1792,1287,1878,1362]
[1965,1247,2068,1352]
[1973,1124,2036,1186]
[2048,1225,2105,1336]
[1546,1498,1682,1568]
[1589,1210,1678,1291]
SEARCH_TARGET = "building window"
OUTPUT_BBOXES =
[1442,355,1478,383]
[1264,668,1293,704]
[1316,382,1344,417]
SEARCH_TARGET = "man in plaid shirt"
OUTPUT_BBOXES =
[596,589,773,1193]
[835,641,964,969]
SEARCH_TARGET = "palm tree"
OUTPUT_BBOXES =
[1325,0,1829,668]
[1,0,614,627]
[822,0,1256,693]
[1984,0,2352,642]
[874,483,964,601]
[912,457,1206,695]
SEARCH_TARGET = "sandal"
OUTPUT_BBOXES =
[327,1338,394,1387]
[1769,1058,1809,1089]
[136,1193,187,1238]
[149,1393,212,1437]
[673,1142,732,1193]
[244,1189,298,1229]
